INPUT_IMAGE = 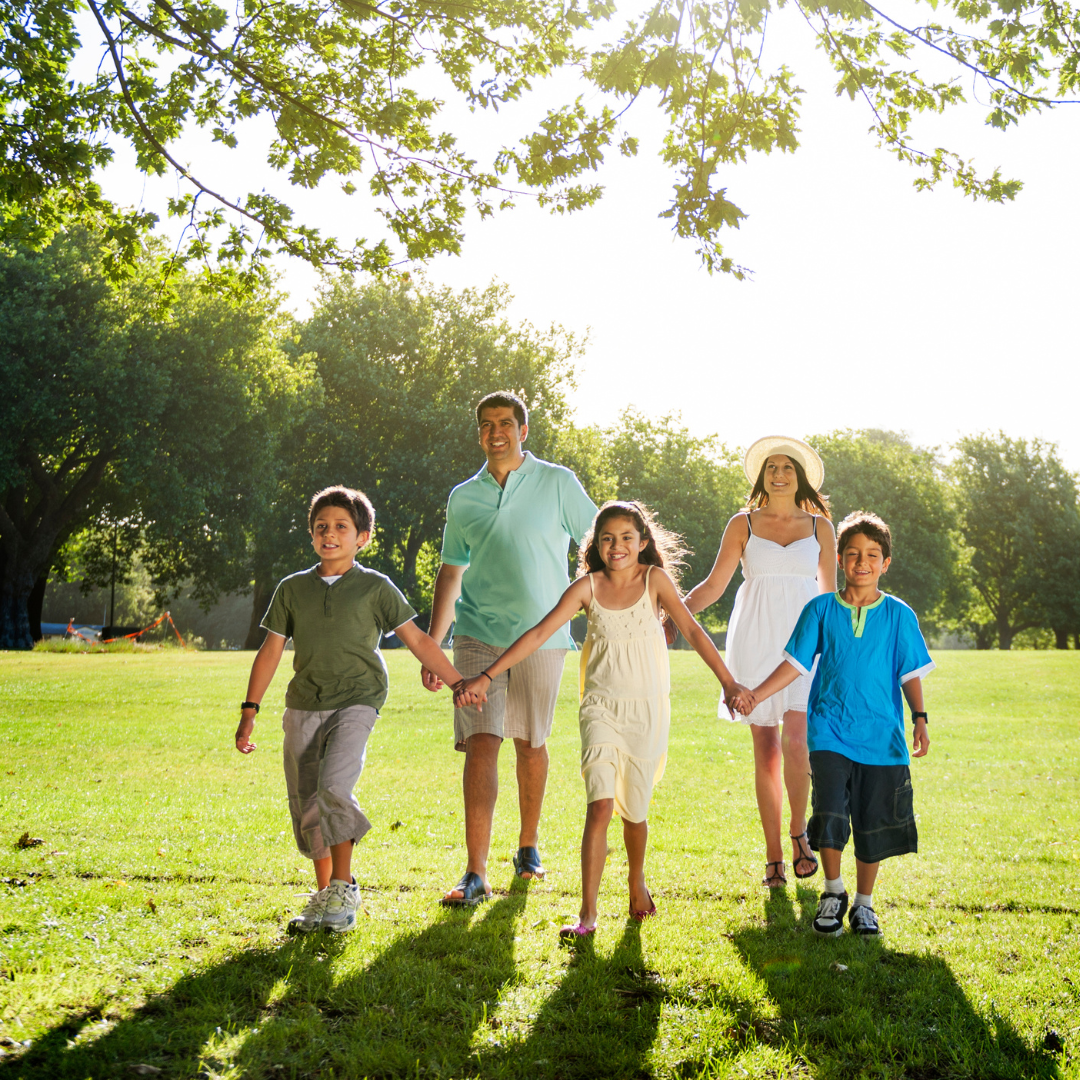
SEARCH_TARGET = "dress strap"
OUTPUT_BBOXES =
[809,514,817,539]
[746,513,753,538]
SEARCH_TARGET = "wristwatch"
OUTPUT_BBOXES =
[911,711,928,724]
[241,701,261,713]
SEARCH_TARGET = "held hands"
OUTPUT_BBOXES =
[235,711,257,754]
[912,718,930,758]
[452,675,490,711]
[725,683,757,716]
[420,665,443,692]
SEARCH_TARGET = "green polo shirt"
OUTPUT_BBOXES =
[261,563,416,711]
[441,452,597,649]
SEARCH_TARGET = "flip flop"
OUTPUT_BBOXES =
[559,922,596,940]
[513,846,545,880]
[763,860,787,888]
[790,830,819,879]
[439,870,491,907]
[630,890,657,922]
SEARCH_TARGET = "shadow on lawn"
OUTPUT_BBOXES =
[3,890,529,1079]
[720,886,1061,1080]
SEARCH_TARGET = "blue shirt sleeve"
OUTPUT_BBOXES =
[896,604,934,683]
[783,596,824,677]
[560,469,598,546]
[440,492,470,566]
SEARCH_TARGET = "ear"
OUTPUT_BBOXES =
[880,556,891,575]
[356,530,372,551]
[519,421,528,444]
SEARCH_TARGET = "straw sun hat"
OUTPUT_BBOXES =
[743,436,825,491]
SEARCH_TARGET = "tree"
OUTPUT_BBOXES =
[810,429,960,627]
[276,273,581,631]
[5,0,1071,282]
[0,227,303,649]
[605,409,745,629]
[952,433,1080,649]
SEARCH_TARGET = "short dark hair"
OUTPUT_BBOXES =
[836,511,892,560]
[475,391,528,428]
[308,485,375,536]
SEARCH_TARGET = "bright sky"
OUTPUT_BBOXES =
[80,3,1080,472]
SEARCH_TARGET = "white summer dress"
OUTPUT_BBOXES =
[720,514,820,727]
[578,566,671,823]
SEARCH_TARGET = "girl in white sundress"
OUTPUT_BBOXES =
[669,437,836,890]
[456,501,751,939]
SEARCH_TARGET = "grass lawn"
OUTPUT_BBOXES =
[0,648,1078,1079]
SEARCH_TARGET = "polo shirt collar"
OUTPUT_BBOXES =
[479,450,537,486]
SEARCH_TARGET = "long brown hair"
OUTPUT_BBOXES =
[577,501,688,587]
[746,455,831,518]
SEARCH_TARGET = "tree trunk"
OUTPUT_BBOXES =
[1054,627,1069,650]
[400,527,426,605]
[244,575,277,650]
[996,615,1014,650]
[0,565,36,650]
[28,573,47,642]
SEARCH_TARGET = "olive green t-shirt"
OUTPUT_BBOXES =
[261,563,417,711]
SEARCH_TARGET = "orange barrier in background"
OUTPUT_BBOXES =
[65,611,187,647]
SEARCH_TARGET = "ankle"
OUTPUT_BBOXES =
[853,891,873,908]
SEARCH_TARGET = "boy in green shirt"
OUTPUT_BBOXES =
[235,485,465,934]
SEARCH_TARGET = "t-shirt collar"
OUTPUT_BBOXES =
[833,590,886,638]
[308,561,360,579]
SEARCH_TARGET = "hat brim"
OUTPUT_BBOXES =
[743,436,824,491]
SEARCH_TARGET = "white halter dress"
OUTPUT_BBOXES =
[720,514,820,727]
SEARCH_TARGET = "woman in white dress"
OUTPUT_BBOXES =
[675,437,836,888]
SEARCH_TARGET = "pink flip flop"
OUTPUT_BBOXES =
[559,922,597,940]
[630,891,658,922]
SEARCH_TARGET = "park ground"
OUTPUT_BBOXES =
[0,650,1078,1079]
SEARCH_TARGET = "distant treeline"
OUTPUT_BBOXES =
[4,231,1078,650]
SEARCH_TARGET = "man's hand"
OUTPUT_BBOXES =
[421,665,444,692]
[912,718,930,758]
[235,711,257,754]
[662,615,678,646]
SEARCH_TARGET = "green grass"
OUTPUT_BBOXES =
[0,650,1077,1079]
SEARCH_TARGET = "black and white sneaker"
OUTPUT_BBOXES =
[848,903,882,937]
[812,891,848,937]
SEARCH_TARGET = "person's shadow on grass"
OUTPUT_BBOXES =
[704,886,1062,1080]
[3,891,527,1079]
[481,920,664,1080]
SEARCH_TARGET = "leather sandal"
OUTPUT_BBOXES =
[439,870,491,907]
[513,846,545,880]
[790,830,819,879]
[763,860,787,888]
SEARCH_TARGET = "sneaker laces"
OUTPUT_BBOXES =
[295,888,328,915]
[850,905,878,930]
[324,881,352,913]
[818,894,844,917]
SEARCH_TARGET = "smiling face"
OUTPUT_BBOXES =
[597,516,648,572]
[763,454,799,499]
[477,405,527,467]
[310,506,369,568]
[840,531,891,591]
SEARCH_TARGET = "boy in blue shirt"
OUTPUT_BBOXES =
[235,486,467,934]
[733,511,932,937]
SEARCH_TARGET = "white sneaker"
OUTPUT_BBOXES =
[321,879,359,933]
[288,887,329,935]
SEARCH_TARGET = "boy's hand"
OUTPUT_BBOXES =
[725,683,756,715]
[912,718,929,758]
[235,711,257,754]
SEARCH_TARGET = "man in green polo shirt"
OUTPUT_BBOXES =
[421,391,597,906]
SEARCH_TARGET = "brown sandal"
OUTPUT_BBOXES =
[762,860,787,888]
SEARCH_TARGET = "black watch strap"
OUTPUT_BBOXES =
[241,701,261,713]
[911,711,927,724]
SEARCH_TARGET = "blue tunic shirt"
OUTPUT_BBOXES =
[783,592,935,765]
[441,452,597,649]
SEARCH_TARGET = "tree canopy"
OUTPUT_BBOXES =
[4,0,1077,281]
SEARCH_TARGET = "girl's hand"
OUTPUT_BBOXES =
[726,684,756,716]
[235,712,257,754]
[453,676,490,710]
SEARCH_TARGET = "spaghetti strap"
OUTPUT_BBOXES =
[809,514,817,539]
[588,573,596,601]
[746,513,753,538]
